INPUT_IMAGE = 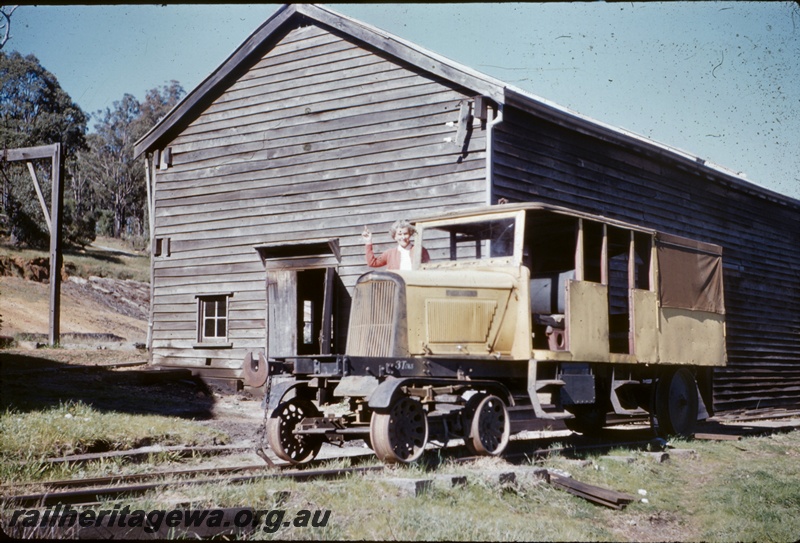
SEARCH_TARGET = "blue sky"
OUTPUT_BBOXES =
[8,3,800,199]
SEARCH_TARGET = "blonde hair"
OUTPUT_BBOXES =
[389,219,415,238]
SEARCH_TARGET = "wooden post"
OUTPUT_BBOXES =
[320,267,335,355]
[145,153,156,352]
[26,162,52,231]
[600,223,608,286]
[574,219,584,281]
[48,143,63,346]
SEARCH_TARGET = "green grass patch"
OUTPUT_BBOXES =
[690,433,800,542]
[2,350,799,541]
[0,400,226,483]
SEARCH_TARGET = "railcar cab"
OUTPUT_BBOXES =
[414,202,725,367]
[414,202,726,435]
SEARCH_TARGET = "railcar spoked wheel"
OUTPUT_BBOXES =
[267,398,323,464]
[654,368,699,438]
[370,397,429,464]
[463,394,510,456]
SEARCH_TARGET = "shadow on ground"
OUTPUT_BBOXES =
[0,351,215,420]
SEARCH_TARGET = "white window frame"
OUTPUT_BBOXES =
[194,293,233,348]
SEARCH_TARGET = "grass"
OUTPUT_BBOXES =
[0,400,220,458]
[3,427,800,541]
[0,349,226,485]
[689,433,800,542]
[0,400,227,485]
[56,432,800,541]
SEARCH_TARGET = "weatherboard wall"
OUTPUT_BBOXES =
[149,24,488,377]
[491,103,800,412]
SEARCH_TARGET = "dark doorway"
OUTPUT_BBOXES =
[297,268,328,355]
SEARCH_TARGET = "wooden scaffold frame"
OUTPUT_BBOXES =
[1,143,64,345]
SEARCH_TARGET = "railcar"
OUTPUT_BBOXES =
[255,202,726,464]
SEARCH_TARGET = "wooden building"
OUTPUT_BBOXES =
[134,4,800,413]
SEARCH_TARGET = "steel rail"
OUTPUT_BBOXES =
[41,444,254,465]
[2,465,385,508]
[1,464,270,492]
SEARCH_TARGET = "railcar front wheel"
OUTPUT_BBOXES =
[267,398,323,464]
[463,394,510,456]
[369,397,428,464]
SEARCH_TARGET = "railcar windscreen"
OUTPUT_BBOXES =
[424,218,516,263]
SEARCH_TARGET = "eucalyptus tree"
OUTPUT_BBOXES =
[82,81,184,241]
[0,50,87,247]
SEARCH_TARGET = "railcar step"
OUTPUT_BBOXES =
[535,379,566,392]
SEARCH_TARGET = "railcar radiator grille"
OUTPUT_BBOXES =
[347,280,397,357]
[426,299,498,343]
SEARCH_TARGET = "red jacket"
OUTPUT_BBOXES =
[365,244,430,270]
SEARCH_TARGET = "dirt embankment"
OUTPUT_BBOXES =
[0,255,54,282]
[0,256,149,344]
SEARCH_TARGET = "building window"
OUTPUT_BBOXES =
[197,294,232,345]
[153,237,170,257]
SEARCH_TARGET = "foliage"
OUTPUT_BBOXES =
[0,50,184,248]
[0,51,89,248]
[0,51,86,150]
[78,81,184,240]
[62,197,96,248]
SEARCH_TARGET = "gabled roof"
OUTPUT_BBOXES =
[134,4,798,207]
[133,3,506,159]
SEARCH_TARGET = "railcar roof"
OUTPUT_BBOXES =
[413,202,654,233]
[414,202,724,254]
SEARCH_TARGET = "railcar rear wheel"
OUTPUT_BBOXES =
[267,398,323,464]
[369,397,428,464]
[654,368,698,438]
[463,394,510,456]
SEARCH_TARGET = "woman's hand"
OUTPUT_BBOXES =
[361,225,372,244]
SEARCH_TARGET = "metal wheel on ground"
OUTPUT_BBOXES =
[463,394,510,456]
[369,397,429,464]
[267,398,323,464]
[654,367,699,438]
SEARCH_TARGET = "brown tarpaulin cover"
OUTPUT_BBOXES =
[657,233,725,314]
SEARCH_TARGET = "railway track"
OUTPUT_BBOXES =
[1,464,386,508]
[4,417,797,509]
[0,429,662,508]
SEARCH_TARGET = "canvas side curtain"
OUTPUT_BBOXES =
[656,234,725,314]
